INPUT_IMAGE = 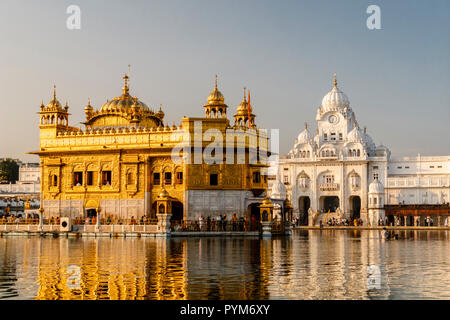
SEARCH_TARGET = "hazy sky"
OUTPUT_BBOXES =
[1,0,449,162]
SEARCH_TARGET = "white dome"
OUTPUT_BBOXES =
[347,126,364,143]
[321,86,350,110]
[297,125,311,144]
[369,179,384,194]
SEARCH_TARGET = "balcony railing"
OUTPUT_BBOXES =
[319,183,339,191]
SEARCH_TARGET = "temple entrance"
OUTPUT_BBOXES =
[248,203,260,231]
[298,196,310,226]
[349,196,361,220]
[321,196,339,213]
[171,201,184,223]
[86,208,97,218]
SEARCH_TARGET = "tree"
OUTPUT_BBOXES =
[0,159,19,184]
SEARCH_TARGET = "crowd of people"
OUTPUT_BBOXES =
[320,217,364,227]
[0,212,40,224]
[172,214,258,232]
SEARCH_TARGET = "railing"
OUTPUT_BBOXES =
[72,217,158,226]
[319,183,339,191]
[171,220,255,232]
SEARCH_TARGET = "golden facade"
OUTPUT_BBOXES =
[30,75,269,220]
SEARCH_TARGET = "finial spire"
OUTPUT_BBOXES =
[243,87,247,101]
[305,122,308,130]
[53,85,56,100]
[214,74,218,89]
[334,73,337,87]
[123,74,129,95]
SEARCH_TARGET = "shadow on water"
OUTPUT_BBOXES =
[1,230,450,299]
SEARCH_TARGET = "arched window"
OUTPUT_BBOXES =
[307,151,310,158]
[52,175,58,187]
[127,172,134,185]
[357,149,361,157]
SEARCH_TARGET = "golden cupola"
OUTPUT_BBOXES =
[83,74,164,129]
[39,85,69,128]
[234,87,255,128]
[204,75,228,119]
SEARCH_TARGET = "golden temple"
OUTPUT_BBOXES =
[29,74,269,223]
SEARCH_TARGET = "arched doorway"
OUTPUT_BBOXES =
[86,208,97,218]
[349,196,361,220]
[298,196,310,226]
[171,201,183,223]
[248,203,260,231]
[321,196,339,213]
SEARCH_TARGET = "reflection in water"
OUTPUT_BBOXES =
[1,230,450,299]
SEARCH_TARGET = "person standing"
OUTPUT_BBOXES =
[222,214,228,231]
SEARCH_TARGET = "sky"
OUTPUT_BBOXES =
[0,0,449,162]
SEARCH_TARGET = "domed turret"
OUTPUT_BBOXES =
[46,85,64,111]
[84,98,94,119]
[155,105,165,119]
[297,122,311,144]
[347,124,364,143]
[234,87,255,127]
[207,75,225,104]
[204,75,228,119]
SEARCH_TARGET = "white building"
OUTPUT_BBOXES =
[269,75,450,226]
[0,162,40,194]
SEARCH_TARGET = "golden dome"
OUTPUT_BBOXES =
[158,189,170,198]
[100,74,150,113]
[235,88,252,115]
[84,98,93,112]
[155,105,164,118]
[46,85,63,110]
[206,75,225,105]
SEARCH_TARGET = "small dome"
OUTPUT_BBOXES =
[369,178,384,194]
[206,75,226,106]
[321,74,349,110]
[45,86,64,110]
[236,97,252,115]
[158,189,169,198]
[347,126,364,143]
[84,99,93,112]
[297,123,311,144]
[207,88,224,104]
[155,105,165,118]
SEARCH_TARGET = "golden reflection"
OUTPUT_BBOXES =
[36,238,187,300]
[3,231,450,300]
